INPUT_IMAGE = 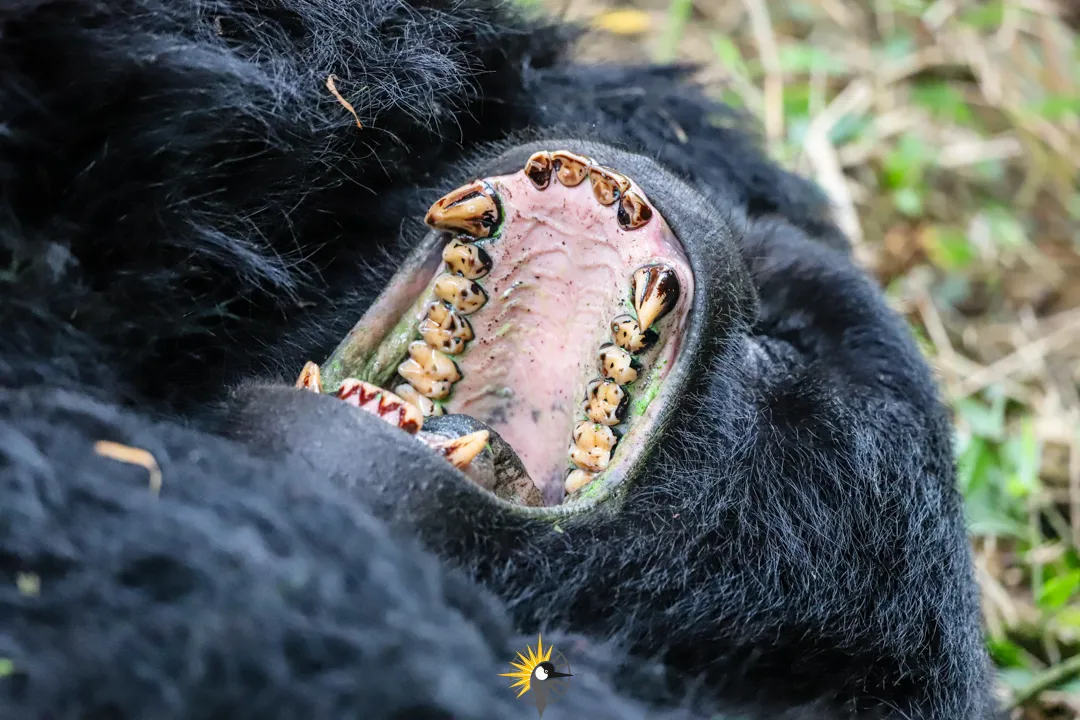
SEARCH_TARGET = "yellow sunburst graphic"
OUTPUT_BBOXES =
[499,634,553,698]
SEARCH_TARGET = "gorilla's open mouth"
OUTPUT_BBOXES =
[292,142,720,513]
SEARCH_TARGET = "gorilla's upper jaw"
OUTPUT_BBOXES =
[282,140,749,516]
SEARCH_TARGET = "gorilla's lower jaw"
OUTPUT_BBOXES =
[288,141,735,515]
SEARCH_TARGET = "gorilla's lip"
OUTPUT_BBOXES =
[308,141,746,518]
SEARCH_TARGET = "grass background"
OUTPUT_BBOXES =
[529,0,1080,716]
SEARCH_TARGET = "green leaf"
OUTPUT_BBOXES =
[959,1,1005,29]
[911,81,976,126]
[982,206,1028,249]
[0,658,12,677]
[1038,570,1080,609]
[778,44,847,75]
[1033,94,1080,120]
[893,187,924,217]
[882,133,928,189]
[986,637,1028,668]
[925,226,977,270]
[711,35,748,78]
[657,0,695,62]
[1003,418,1041,499]
[955,396,1006,440]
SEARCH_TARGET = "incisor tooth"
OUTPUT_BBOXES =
[598,344,638,385]
[583,378,628,426]
[588,165,630,206]
[552,150,590,187]
[524,151,553,189]
[407,341,461,382]
[617,191,653,230]
[632,264,680,332]
[442,239,492,280]
[395,383,443,417]
[434,274,487,314]
[426,430,489,470]
[419,301,474,355]
[424,181,500,238]
[336,379,423,434]
[610,314,656,354]
[565,468,595,494]
[295,361,323,393]
[397,360,453,399]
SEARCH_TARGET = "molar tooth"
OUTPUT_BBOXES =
[434,274,487,314]
[552,150,591,187]
[597,343,639,384]
[395,383,443,417]
[336,379,423,434]
[524,151,553,189]
[419,300,474,355]
[295,361,323,393]
[397,361,453,399]
[425,430,490,470]
[582,378,629,426]
[424,181,500,238]
[407,341,461,383]
[569,445,612,473]
[617,191,653,230]
[610,314,657,354]
[564,469,595,495]
[442,239,492,280]
[573,420,618,453]
[588,165,630,206]
[632,264,681,332]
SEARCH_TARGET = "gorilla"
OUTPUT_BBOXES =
[0,0,995,718]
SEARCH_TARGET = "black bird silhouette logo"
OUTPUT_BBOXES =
[499,634,573,717]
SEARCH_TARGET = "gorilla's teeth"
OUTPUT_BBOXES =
[583,378,628,426]
[564,468,595,495]
[552,150,591,187]
[434,274,488,315]
[295,361,323,393]
[597,343,638,385]
[610,314,657,354]
[397,360,454,399]
[632,264,680,332]
[424,181,500,238]
[336,379,424,434]
[407,341,461,383]
[572,420,618,451]
[395,383,443,417]
[425,430,490,470]
[419,301,474,355]
[524,151,553,189]
[569,445,612,473]
[617,191,653,230]
[588,165,630,207]
[442,239,492,280]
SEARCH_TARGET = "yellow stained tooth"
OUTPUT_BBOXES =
[617,191,653,230]
[295,361,323,393]
[395,383,443,417]
[407,341,461,382]
[610,314,654,354]
[632,264,680,332]
[427,430,490,470]
[588,165,630,206]
[573,421,617,452]
[442,239,492,280]
[397,360,453,399]
[564,469,595,495]
[424,181,500,238]
[598,344,638,384]
[569,445,612,472]
[336,379,424,434]
[419,300,474,355]
[552,150,591,187]
[434,274,487,315]
[524,151,553,189]
[583,378,628,426]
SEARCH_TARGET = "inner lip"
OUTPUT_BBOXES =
[310,145,705,511]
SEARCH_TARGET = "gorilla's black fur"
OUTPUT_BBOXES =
[0,1,994,718]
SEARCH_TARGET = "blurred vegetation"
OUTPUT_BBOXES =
[536,0,1080,715]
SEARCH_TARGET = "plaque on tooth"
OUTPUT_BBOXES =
[588,166,630,206]
[631,264,680,332]
[442,239,492,280]
[552,150,591,187]
[617,191,653,230]
[424,181,501,238]
[524,151,553,189]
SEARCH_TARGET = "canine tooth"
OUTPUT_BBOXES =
[583,378,628,426]
[295,361,323,393]
[442,239,492,280]
[632,264,681,332]
[419,301,474,355]
[569,445,612,473]
[434,274,487,314]
[407,341,461,382]
[424,181,500,238]
[573,420,618,452]
[397,361,453,399]
[524,151,553,189]
[617,191,653,230]
[597,344,638,385]
[552,150,590,187]
[564,469,595,495]
[588,166,630,206]
[336,379,423,434]
[395,383,443,417]
[425,430,490,470]
[610,314,657,354]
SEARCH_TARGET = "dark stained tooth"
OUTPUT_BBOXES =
[423,430,490,470]
[434,274,488,314]
[552,150,591,187]
[336,379,424,434]
[395,383,443,417]
[424,181,500,238]
[407,341,461,382]
[588,165,630,206]
[582,378,629,426]
[419,300,474,355]
[632,264,681,332]
[295,361,323,393]
[564,468,595,495]
[524,151,553,189]
[617,191,653,230]
[442,239,492,280]
[597,343,638,385]
[610,314,658,354]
